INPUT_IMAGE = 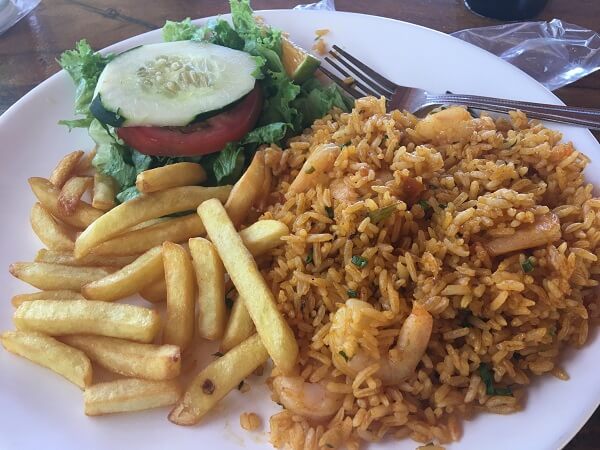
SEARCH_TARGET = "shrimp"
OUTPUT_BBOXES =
[329,178,358,204]
[327,299,433,386]
[484,213,561,257]
[415,106,474,144]
[271,376,344,422]
[288,143,340,194]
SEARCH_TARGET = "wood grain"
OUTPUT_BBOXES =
[0,0,599,446]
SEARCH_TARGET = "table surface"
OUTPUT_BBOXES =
[1,0,599,448]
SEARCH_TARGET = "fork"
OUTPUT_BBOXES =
[320,44,600,131]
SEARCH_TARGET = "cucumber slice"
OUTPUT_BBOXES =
[92,41,259,127]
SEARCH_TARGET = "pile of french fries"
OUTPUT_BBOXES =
[4,149,298,424]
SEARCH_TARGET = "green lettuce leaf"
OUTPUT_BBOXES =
[243,122,288,145]
[202,143,245,185]
[89,120,136,189]
[162,18,203,42]
[58,117,95,131]
[58,40,113,128]
[293,78,354,128]
[116,186,142,203]
[203,19,245,50]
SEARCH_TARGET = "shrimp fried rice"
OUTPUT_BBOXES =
[253,97,600,449]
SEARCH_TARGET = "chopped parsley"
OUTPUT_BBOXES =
[304,165,315,174]
[479,363,512,396]
[325,206,334,219]
[306,251,313,265]
[347,289,358,298]
[339,350,349,362]
[225,297,234,310]
[351,255,368,268]
[548,326,557,336]
[439,203,447,209]
[418,199,433,219]
[521,257,535,273]
[368,203,399,223]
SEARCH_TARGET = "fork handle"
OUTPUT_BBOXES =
[429,94,600,131]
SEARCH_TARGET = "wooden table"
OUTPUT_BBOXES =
[1,0,599,448]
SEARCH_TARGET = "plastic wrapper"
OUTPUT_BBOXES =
[0,0,40,35]
[451,19,600,91]
[293,0,335,12]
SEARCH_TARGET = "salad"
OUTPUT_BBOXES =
[58,0,351,203]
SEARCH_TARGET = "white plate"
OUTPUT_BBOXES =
[1,9,598,450]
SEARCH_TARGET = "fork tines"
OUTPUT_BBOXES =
[320,45,396,100]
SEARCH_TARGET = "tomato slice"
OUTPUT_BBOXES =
[116,85,263,157]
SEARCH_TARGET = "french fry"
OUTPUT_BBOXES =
[224,151,266,228]
[34,249,138,268]
[198,199,298,373]
[84,379,181,416]
[136,162,207,193]
[238,220,289,256]
[30,203,75,252]
[75,185,231,258]
[61,335,180,380]
[221,295,255,352]
[14,300,161,343]
[139,277,167,303]
[58,176,93,216]
[75,148,96,176]
[254,163,273,211]
[49,150,84,188]
[163,242,195,350]
[11,290,85,308]
[91,214,204,256]
[169,334,268,425]
[92,173,116,211]
[82,246,164,301]
[189,238,226,341]
[128,217,172,231]
[9,262,112,291]
[29,177,103,229]
[1,331,92,389]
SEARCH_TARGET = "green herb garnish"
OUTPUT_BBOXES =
[351,255,368,268]
[494,387,513,396]
[304,165,315,174]
[339,350,349,362]
[548,326,557,336]
[418,199,433,219]
[521,257,535,273]
[306,251,313,265]
[368,203,398,223]
[325,206,334,219]
[479,363,513,396]
[439,203,447,209]
[347,289,358,298]
[225,297,234,310]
